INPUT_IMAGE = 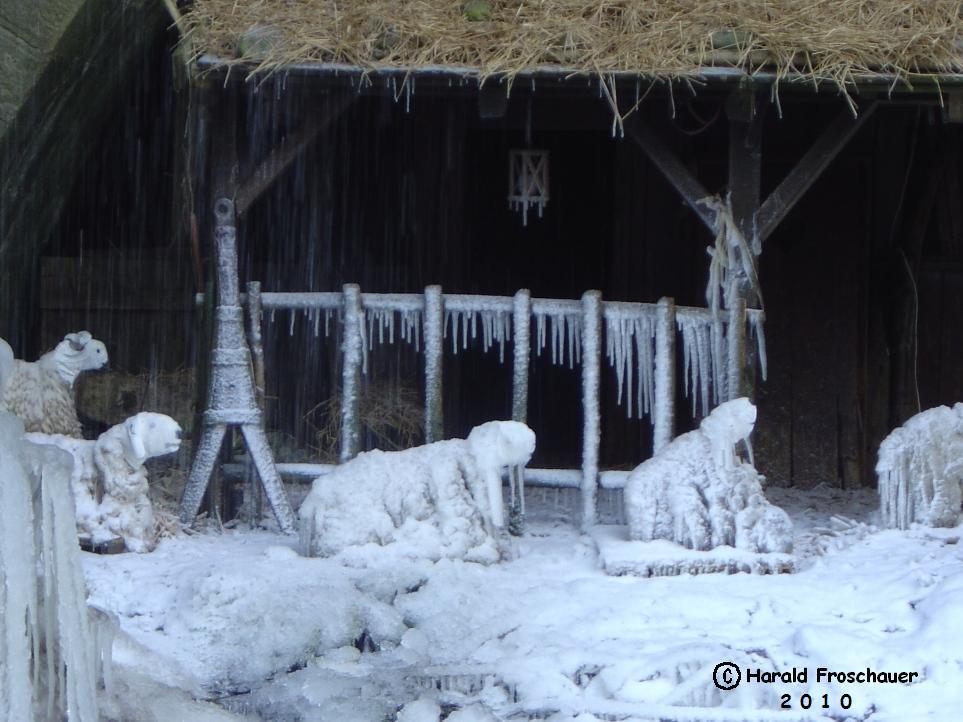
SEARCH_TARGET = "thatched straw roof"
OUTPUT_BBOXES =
[184,1,963,89]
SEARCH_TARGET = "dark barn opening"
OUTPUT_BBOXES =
[7,45,963,517]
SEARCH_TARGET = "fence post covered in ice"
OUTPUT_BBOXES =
[510,289,532,534]
[581,290,602,530]
[424,285,445,443]
[246,281,266,524]
[727,297,747,401]
[512,289,531,423]
[340,283,363,462]
[653,297,676,453]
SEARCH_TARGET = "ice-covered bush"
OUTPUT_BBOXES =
[623,398,792,554]
[299,420,535,563]
[877,403,963,529]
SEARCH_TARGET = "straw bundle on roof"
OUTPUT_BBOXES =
[183,1,963,88]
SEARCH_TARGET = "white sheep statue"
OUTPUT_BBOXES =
[623,398,793,554]
[299,420,536,564]
[877,403,963,529]
[27,412,183,553]
[0,331,108,437]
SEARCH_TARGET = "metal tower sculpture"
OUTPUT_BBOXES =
[180,198,296,532]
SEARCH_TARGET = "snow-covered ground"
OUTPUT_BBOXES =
[83,485,963,721]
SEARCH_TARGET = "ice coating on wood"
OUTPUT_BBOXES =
[0,412,103,721]
[624,399,793,554]
[877,404,963,530]
[298,421,535,562]
[581,291,602,530]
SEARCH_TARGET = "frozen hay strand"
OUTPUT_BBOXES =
[621,398,793,574]
[877,403,963,530]
[298,420,535,564]
[0,412,106,721]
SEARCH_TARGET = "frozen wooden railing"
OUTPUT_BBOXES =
[221,282,765,530]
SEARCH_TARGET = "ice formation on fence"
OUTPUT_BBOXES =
[257,288,766,428]
[877,403,963,530]
[299,421,535,562]
[0,412,108,721]
[623,398,793,554]
[27,412,183,552]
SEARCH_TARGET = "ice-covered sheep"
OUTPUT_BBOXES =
[299,420,536,563]
[0,331,108,437]
[877,403,963,529]
[624,398,792,554]
[27,412,183,552]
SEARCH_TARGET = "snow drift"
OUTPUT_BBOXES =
[299,420,536,563]
[877,403,963,529]
[623,398,792,553]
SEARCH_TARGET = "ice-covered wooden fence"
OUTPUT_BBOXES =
[228,283,765,529]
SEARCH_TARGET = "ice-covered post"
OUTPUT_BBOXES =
[245,281,266,525]
[653,297,676,453]
[512,289,531,423]
[509,289,531,534]
[424,285,444,443]
[727,297,747,401]
[581,290,602,531]
[340,284,363,462]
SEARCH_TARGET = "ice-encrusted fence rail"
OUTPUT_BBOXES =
[223,283,764,528]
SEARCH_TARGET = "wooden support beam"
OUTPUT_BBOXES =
[235,94,354,215]
[758,102,878,243]
[726,90,766,254]
[653,297,676,453]
[625,119,716,232]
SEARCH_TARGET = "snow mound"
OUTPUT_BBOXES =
[299,421,535,563]
[161,554,406,692]
[624,398,792,554]
[876,403,963,529]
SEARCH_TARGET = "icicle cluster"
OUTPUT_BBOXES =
[604,313,656,419]
[444,309,512,362]
[533,311,581,368]
[677,312,724,416]
[0,413,105,722]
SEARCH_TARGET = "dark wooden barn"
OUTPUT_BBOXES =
[4,1,963,529]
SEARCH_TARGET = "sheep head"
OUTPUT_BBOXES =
[123,412,183,464]
[45,331,108,388]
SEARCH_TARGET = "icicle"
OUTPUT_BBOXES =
[288,310,295,336]
[749,313,768,381]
